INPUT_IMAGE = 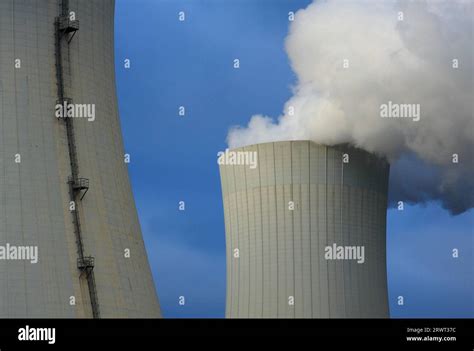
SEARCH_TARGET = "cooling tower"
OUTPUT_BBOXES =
[219,141,390,318]
[0,0,161,317]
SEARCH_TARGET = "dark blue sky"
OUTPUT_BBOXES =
[114,0,473,318]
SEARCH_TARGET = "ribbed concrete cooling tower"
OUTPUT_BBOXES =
[219,141,390,318]
[0,0,161,317]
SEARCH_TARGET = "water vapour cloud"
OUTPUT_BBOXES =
[227,0,473,214]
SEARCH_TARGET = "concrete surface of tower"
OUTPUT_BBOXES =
[0,0,161,318]
[219,141,390,318]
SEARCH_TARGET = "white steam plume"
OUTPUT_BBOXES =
[227,0,473,214]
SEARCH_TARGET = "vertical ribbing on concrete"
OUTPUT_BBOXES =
[219,141,390,318]
[0,0,161,318]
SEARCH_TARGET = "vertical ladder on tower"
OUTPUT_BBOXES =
[77,256,100,319]
[55,0,100,319]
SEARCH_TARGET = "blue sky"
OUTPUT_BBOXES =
[114,0,473,318]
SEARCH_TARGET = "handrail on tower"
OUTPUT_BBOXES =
[77,256,95,270]
[68,176,90,200]
[57,15,79,43]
